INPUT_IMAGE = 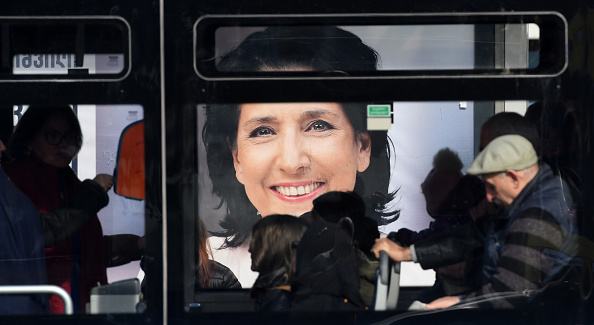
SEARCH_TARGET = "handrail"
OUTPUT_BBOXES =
[375,251,401,311]
[0,285,73,314]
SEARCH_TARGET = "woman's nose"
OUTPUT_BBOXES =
[277,133,310,174]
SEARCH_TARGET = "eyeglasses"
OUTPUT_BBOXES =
[44,130,80,146]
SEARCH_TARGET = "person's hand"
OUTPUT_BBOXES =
[370,238,412,262]
[105,234,143,267]
[425,296,460,310]
[93,174,114,192]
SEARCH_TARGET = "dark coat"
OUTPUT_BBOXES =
[253,288,292,312]
[3,156,109,313]
[291,217,365,312]
[207,260,241,289]
[195,260,241,290]
[0,167,48,315]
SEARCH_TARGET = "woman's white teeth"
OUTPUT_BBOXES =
[276,183,321,196]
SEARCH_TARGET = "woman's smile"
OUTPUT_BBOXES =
[231,102,371,217]
[273,182,324,197]
[271,182,325,200]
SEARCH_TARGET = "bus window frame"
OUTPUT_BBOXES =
[0,16,132,82]
[193,12,567,80]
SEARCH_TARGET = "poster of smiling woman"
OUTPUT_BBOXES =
[197,25,476,287]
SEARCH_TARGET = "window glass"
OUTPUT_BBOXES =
[195,14,565,78]
[7,104,144,314]
[0,18,129,80]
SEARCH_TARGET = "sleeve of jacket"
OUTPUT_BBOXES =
[413,222,483,270]
[40,179,109,247]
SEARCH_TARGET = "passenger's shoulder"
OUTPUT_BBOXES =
[209,260,242,289]
[2,158,30,175]
[516,207,560,224]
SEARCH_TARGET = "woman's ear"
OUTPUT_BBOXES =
[229,138,245,185]
[356,132,371,172]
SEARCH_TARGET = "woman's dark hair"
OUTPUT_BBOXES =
[250,214,308,289]
[217,26,380,72]
[203,26,398,248]
[7,105,83,160]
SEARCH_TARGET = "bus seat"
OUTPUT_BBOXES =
[113,120,145,200]
[88,278,141,314]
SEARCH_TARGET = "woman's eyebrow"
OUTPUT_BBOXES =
[243,115,276,126]
[299,109,339,119]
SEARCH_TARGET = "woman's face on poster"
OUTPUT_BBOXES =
[231,102,371,217]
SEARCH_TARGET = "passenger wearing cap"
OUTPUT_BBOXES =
[468,134,539,209]
[372,135,575,309]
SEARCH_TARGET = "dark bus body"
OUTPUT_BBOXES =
[0,0,592,324]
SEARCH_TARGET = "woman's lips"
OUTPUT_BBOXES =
[270,182,325,202]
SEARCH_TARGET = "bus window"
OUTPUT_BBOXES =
[194,24,492,298]
[1,18,130,80]
[194,14,565,79]
[9,105,145,311]
[186,20,590,319]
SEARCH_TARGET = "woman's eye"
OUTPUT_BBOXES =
[249,127,274,138]
[307,120,334,132]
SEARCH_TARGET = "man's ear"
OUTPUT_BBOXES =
[356,132,371,172]
[506,170,521,187]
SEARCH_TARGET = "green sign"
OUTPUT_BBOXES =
[367,104,391,117]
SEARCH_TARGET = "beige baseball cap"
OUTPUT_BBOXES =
[467,135,538,175]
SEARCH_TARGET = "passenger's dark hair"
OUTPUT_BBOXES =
[312,191,366,223]
[312,191,379,257]
[480,112,540,154]
[250,214,308,289]
[524,101,581,160]
[431,148,464,172]
[436,174,485,217]
[7,105,83,160]
[203,26,398,248]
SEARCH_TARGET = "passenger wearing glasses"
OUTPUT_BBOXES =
[4,106,123,314]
